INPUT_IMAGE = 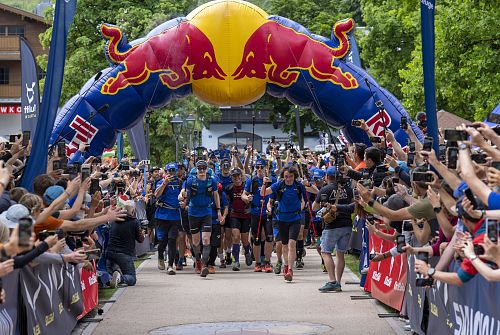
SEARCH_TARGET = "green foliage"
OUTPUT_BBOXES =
[0,0,40,13]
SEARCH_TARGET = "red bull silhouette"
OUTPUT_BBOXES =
[100,22,226,94]
[232,18,358,89]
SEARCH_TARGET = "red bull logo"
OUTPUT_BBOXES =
[100,22,226,95]
[366,109,392,137]
[232,19,358,89]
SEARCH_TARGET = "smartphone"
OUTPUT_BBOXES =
[121,162,130,171]
[351,120,362,127]
[386,147,394,157]
[486,218,499,243]
[417,251,429,264]
[369,254,376,260]
[73,162,82,174]
[447,147,459,169]
[370,136,382,144]
[407,152,415,166]
[492,161,500,171]
[75,238,83,249]
[444,129,468,142]
[85,248,101,261]
[22,130,30,147]
[402,220,413,232]
[487,112,500,124]
[438,144,447,162]
[396,234,405,253]
[393,177,399,184]
[400,116,408,130]
[57,141,66,157]
[9,134,17,143]
[320,193,328,203]
[471,153,487,164]
[55,228,64,239]
[81,164,91,181]
[18,217,33,247]
[89,178,100,194]
[412,172,433,183]
[408,142,416,153]
[52,160,61,171]
[103,198,111,207]
[423,137,433,151]
[353,188,360,200]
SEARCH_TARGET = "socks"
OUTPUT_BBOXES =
[202,245,211,265]
[232,244,241,262]
[243,244,251,255]
[297,240,304,259]
[193,244,201,260]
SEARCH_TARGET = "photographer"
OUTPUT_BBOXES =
[342,147,387,187]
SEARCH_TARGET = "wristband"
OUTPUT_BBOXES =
[468,254,478,262]
[433,207,442,213]
[64,190,71,197]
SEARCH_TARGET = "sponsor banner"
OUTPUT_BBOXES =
[20,263,83,335]
[0,270,20,335]
[20,37,40,137]
[365,229,406,311]
[405,254,426,335]
[0,105,21,114]
[77,262,99,320]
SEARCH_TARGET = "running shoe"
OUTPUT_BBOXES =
[208,265,216,274]
[274,261,282,275]
[245,252,253,266]
[283,265,289,276]
[264,263,273,273]
[176,263,183,271]
[110,271,121,289]
[200,266,209,277]
[195,260,202,274]
[301,249,307,257]
[219,259,226,268]
[284,268,293,282]
[232,262,240,271]
[225,252,232,266]
[167,266,176,275]
[295,259,304,269]
[158,259,165,271]
[254,264,262,272]
[318,281,342,292]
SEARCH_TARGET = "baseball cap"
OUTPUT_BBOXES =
[150,166,160,172]
[196,160,208,168]
[43,185,66,204]
[326,166,337,177]
[165,162,178,172]
[0,204,30,228]
[313,169,325,179]
[255,158,266,166]
[230,167,242,176]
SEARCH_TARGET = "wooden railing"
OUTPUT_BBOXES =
[0,36,20,51]
[0,85,21,98]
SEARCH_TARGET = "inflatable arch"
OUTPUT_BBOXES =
[51,0,423,156]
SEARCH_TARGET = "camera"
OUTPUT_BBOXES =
[38,229,63,241]
[400,116,408,130]
[444,129,468,142]
[351,120,362,127]
[119,162,130,171]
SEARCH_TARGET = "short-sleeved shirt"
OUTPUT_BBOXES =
[487,191,500,210]
[270,181,304,222]
[227,183,250,219]
[34,216,64,235]
[211,191,228,225]
[217,173,233,191]
[155,178,182,221]
[407,197,436,221]
[186,176,218,217]
[314,181,354,229]
[456,219,491,283]
[244,176,277,216]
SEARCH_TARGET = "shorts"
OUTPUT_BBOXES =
[223,213,233,230]
[251,214,273,240]
[210,224,222,247]
[178,209,190,234]
[300,213,306,226]
[188,215,212,234]
[156,219,180,241]
[320,227,352,254]
[272,219,281,242]
[277,220,301,245]
[230,216,251,234]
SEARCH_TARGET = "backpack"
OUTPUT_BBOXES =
[187,168,214,197]
[276,180,304,203]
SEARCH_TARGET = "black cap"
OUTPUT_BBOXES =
[230,168,242,175]
[196,160,208,168]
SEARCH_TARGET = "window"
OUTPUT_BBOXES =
[0,67,9,85]
[0,26,7,36]
[7,26,24,37]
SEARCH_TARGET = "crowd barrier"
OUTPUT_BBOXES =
[365,229,500,335]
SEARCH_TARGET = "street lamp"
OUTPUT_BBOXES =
[171,114,184,161]
[185,114,196,150]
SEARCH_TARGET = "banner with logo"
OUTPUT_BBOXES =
[126,119,148,161]
[77,262,98,320]
[0,270,20,335]
[20,263,83,335]
[20,37,40,138]
[364,229,407,311]
[405,254,426,335]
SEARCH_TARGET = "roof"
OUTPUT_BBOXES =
[0,3,50,25]
[437,110,471,129]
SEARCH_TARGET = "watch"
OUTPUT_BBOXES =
[433,206,442,213]
[469,255,478,262]
[427,267,435,278]
[458,143,469,150]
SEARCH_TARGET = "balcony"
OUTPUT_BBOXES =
[0,85,21,98]
[0,36,20,60]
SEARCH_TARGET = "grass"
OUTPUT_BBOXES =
[344,252,361,279]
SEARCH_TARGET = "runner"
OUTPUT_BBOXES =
[217,158,233,268]
[207,183,229,273]
[176,163,191,271]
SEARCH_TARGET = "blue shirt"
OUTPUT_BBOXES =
[154,178,182,220]
[244,176,277,216]
[270,181,304,222]
[488,191,500,210]
[217,173,233,191]
[211,191,228,225]
[186,176,218,217]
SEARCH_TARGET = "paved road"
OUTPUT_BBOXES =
[92,251,397,335]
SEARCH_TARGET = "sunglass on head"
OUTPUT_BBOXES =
[313,177,323,181]
[167,168,176,173]
[255,165,264,169]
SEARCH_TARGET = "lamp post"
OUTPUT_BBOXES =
[185,114,196,150]
[170,114,183,161]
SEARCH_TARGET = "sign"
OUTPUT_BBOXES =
[77,262,99,320]
[0,105,21,114]
[20,37,40,136]
[0,270,20,335]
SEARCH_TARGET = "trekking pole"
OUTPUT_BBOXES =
[256,199,265,242]
[250,115,255,175]
[233,127,238,150]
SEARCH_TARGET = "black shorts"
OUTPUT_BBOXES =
[210,224,222,247]
[223,213,232,230]
[272,219,281,242]
[277,220,301,245]
[179,209,190,234]
[230,216,251,234]
[251,214,273,240]
[313,220,323,238]
[188,215,212,234]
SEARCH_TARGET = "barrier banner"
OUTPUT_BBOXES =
[0,270,20,335]
[405,254,426,335]
[20,263,83,335]
[365,229,407,311]
[77,262,99,320]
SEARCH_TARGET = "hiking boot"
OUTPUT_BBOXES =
[232,262,240,271]
[245,252,253,266]
[110,271,121,289]
[176,263,183,271]
[219,259,226,268]
[264,263,273,273]
[167,266,176,275]
[295,259,304,269]
[318,281,342,292]
[274,261,282,275]
[158,259,166,271]
[195,260,202,274]
[225,252,232,266]
[254,264,262,272]
[284,268,293,282]
[200,266,209,277]
[208,265,216,274]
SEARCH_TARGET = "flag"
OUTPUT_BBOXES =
[102,149,115,159]
[20,37,40,137]
[21,0,77,190]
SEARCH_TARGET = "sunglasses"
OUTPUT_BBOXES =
[167,168,177,173]
[197,167,207,171]
[255,165,265,170]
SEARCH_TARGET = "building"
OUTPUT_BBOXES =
[201,105,325,152]
[0,3,49,138]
